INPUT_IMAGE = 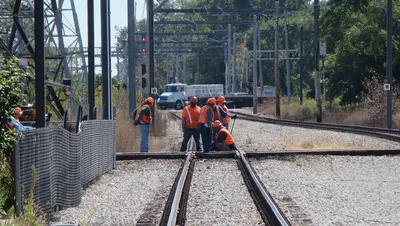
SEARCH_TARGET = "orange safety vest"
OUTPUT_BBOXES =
[215,105,230,124]
[198,105,212,124]
[222,105,231,124]
[135,104,152,124]
[182,105,201,128]
[216,128,235,145]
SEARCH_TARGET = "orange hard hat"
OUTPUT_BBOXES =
[207,97,217,106]
[212,120,222,128]
[217,96,226,103]
[145,97,154,106]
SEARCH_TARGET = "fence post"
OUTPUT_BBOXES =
[13,140,22,216]
[93,106,97,120]
[76,106,82,133]
[63,110,68,129]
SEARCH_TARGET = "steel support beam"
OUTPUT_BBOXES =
[88,0,95,120]
[128,0,136,113]
[155,20,253,25]
[136,32,226,36]
[8,0,21,50]
[35,0,45,127]
[148,0,155,100]
[157,8,267,14]
[101,0,111,119]
[314,0,322,122]
[386,0,393,129]
[252,15,258,114]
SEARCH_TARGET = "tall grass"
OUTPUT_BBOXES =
[114,90,168,152]
[258,77,400,129]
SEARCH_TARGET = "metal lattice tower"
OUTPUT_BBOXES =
[0,0,88,118]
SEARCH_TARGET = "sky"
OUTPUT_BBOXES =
[64,0,147,76]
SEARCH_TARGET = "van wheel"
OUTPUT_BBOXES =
[175,101,183,110]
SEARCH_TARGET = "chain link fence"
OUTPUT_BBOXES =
[14,120,116,214]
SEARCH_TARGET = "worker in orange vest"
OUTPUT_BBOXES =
[133,97,154,152]
[216,95,237,129]
[198,97,216,153]
[180,96,202,152]
[212,120,237,151]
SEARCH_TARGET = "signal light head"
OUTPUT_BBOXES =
[141,35,146,42]
[141,47,147,53]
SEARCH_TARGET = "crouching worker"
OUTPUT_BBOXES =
[212,120,237,151]
[133,97,154,153]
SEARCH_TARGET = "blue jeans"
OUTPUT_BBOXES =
[138,124,150,152]
[199,124,212,153]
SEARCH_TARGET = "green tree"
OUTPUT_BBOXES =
[0,56,27,214]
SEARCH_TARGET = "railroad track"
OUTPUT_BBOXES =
[231,110,400,142]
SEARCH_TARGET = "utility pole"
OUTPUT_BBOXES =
[175,54,179,82]
[258,24,263,95]
[242,33,247,91]
[227,24,232,94]
[197,55,200,83]
[252,15,258,114]
[183,55,187,83]
[284,11,291,104]
[245,50,249,93]
[232,33,237,93]
[147,0,154,99]
[88,0,95,119]
[101,0,111,120]
[386,0,393,129]
[35,0,45,127]
[314,0,322,122]
[300,26,304,105]
[274,1,280,117]
[128,0,136,114]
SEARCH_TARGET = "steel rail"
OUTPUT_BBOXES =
[236,149,290,226]
[159,154,192,226]
[231,110,400,142]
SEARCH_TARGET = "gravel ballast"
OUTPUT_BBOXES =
[251,155,400,225]
[185,159,264,225]
[51,159,182,225]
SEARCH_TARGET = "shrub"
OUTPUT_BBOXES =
[0,57,27,215]
[361,76,400,127]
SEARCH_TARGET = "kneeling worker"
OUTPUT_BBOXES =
[212,120,237,151]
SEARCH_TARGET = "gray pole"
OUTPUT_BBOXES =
[226,24,232,94]
[252,15,258,114]
[386,0,393,129]
[101,0,110,119]
[314,0,322,122]
[274,1,280,117]
[128,0,136,114]
[183,55,187,83]
[300,26,304,105]
[258,25,263,95]
[284,11,291,104]
[166,59,170,84]
[245,49,249,93]
[147,0,154,98]
[88,0,95,119]
[35,0,45,127]
[232,33,237,93]
[197,55,200,83]
[175,54,179,82]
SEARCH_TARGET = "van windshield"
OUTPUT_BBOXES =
[165,86,178,92]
